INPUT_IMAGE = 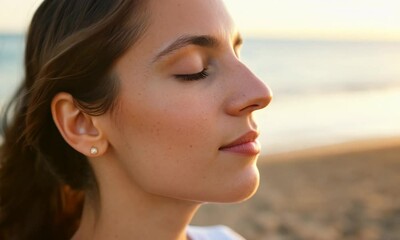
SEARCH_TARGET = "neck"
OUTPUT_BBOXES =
[72,160,201,240]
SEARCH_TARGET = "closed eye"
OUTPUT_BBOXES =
[174,68,209,81]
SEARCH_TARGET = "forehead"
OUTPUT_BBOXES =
[115,0,237,73]
[147,0,235,35]
[145,0,235,53]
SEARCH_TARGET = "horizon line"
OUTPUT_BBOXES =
[1,31,400,43]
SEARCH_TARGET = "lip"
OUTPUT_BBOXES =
[219,131,260,155]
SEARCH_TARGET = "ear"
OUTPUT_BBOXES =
[51,92,108,157]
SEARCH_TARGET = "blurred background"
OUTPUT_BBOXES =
[224,0,400,154]
[1,0,400,239]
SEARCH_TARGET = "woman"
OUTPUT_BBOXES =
[0,0,272,239]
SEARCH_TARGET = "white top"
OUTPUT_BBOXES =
[187,225,246,240]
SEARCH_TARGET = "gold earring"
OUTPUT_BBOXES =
[90,146,98,155]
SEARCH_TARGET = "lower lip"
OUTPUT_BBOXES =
[219,141,260,155]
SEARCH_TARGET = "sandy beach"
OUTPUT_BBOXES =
[191,137,400,240]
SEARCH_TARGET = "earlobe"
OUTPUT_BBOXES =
[51,92,108,157]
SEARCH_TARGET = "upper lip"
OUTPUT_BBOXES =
[219,131,259,149]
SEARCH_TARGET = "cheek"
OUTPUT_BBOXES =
[129,98,215,157]
[108,83,259,203]
[112,92,220,194]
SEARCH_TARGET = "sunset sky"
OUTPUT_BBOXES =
[1,0,400,40]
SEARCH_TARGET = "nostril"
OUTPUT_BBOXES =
[228,86,273,116]
[252,93,272,111]
[240,104,260,112]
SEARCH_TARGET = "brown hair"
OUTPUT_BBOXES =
[0,0,148,239]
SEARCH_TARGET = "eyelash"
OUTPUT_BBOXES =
[174,68,209,81]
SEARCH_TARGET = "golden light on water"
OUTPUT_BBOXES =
[1,0,400,41]
[223,0,400,41]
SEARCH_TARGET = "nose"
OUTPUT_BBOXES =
[225,62,272,116]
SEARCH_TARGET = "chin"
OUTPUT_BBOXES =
[214,166,260,203]
[161,165,260,204]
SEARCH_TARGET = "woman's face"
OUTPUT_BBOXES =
[100,0,272,203]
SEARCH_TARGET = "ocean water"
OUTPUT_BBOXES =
[0,35,24,100]
[1,34,400,154]
[241,39,400,154]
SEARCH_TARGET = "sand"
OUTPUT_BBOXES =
[191,138,400,240]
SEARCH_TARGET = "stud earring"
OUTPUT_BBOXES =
[90,146,98,155]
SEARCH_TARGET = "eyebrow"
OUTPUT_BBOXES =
[153,34,243,63]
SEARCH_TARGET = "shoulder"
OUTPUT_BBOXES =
[187,225,246,240]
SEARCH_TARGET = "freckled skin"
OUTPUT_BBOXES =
[97,0,272,203]
[63,1,273,239]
